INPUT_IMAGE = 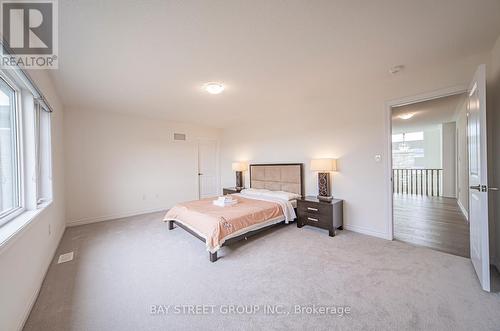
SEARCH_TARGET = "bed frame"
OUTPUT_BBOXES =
[167,163,304,262]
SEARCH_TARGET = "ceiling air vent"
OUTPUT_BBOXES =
[173,133,186,141]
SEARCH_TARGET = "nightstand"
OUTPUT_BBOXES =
[223,187,244,195]
[297,196,343,237]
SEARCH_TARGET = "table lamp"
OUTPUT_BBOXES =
[310,159,337,202]
[232,162,247,189]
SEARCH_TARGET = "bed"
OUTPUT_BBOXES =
[164,163,304,262]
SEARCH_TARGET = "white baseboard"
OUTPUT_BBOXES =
[67,208,167,227]
[457,200,469,221]
[18,225,65,331]
[343,224,391,240]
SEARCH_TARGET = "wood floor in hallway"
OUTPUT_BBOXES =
[393,194,470,258]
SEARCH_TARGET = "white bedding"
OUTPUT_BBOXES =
[240,188,301,201]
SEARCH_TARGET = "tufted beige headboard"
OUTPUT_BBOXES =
[249,163,304,196]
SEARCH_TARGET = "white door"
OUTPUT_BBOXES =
[198,140,218,199]
[467,65,490,292]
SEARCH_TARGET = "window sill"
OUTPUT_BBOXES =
[0,201,53,253]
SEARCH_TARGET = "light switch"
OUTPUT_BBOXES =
[374,154,382,163]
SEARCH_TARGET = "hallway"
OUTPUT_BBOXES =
[393,194,470,257]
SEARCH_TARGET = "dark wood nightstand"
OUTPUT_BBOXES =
[297,196,343,237]
[223,187,244,195]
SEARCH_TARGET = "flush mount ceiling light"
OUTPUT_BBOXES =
[398,113,414,120]
[204,82,224,94]
[389,65,405,74]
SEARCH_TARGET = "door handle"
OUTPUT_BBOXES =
[470,185,481,191]
[198,173,203,176]
[469,185,499,192]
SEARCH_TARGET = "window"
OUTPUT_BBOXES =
[0,77,21,224]
[392,131,424,143]
[34,100,52,205]
[392,131,425,169]
[0,72,53,231]
[0,45,54,234]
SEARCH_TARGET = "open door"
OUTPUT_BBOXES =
[467,64,491,292]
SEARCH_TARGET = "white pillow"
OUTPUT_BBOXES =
[240,188,270,196]
[260,190,301,201]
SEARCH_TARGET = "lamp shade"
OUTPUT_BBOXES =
[232,162,247,172]
[310,159,337,172]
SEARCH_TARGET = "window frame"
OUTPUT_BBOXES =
[0,73,24,226]
[34,100,52,206]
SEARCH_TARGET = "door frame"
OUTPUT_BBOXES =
[384,85,468,240]
[197,138,221,199]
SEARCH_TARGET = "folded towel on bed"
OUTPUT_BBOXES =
[213,196,237,207]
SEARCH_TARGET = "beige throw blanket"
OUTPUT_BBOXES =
[164,195,289,252]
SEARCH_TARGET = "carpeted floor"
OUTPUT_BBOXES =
[24,211,500,330]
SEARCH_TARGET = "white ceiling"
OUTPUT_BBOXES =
[51,0,500,128]
[391,93,466,133]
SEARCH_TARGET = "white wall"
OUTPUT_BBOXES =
[64,109,221,226]
[455,101,469,217]
[0,71,65,331]
[221,52,490,239]
[442,122,457,198]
